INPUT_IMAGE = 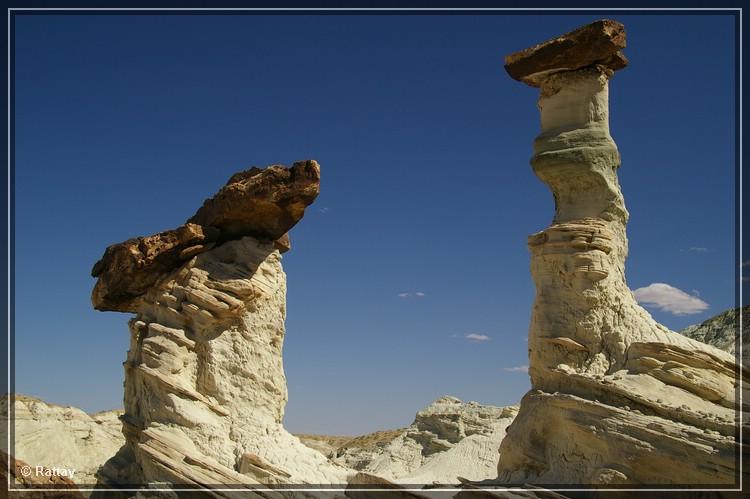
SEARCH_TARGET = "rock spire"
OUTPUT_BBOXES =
[496,20,746,486]
[91,161,349,489]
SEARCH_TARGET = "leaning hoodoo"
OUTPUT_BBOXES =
[497,20,746,486]
[91,161,350,489]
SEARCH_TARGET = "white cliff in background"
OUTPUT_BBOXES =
[324,396,518,485]
[1,395,124,486]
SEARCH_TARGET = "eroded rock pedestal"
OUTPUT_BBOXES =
[497,20,747,486]
[92,161,348,491]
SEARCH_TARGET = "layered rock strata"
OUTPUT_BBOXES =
[679,305,749,358]
[497,20,747,486]
[91,161,349,490]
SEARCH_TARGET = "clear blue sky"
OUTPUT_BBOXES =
[12,12,737,435]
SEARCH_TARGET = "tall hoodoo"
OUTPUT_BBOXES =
[91,161,349,489]
[497,20,746,485]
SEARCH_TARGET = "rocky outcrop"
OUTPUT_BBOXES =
[7,393,519,490]
[328,396,518,485]
[1,394,124,486]
[496,20,746,486]
[678,305,749,357]
[91,160,319,313]
[91,161,350,489]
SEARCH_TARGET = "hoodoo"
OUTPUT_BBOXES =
[497,20,746,486]
[91,161,349,489]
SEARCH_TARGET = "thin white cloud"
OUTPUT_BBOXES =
[318,207,330,214]
[633,283,709,315]
[465,333,490,342]
[686,247,709,253]
[415,292,425,297]
[397,291,426,299]
[502,365,529,373]
[397,292,410,298]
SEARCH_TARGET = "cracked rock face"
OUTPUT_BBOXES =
[497,20,747,486]
[92,161,349,489]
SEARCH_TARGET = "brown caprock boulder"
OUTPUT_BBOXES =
[504,19,628,87]
[91,160,320,313]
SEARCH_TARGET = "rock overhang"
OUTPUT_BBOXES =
[504,19,628,87]
[91,160,320,313]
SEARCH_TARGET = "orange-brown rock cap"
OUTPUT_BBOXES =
[188,159,320,243]
[504,19,628,87]
[91,160,320,313]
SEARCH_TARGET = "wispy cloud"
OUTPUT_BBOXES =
[685,247,709,253]
[318,207,330,214]
[502,365,529,373]
[397,291,426,299]
[633,283,709,315]
[465,333,490,342]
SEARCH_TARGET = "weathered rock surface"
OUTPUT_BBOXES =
[91,160,320,313]
[504,19,627,87]
[679,305,749,358]
[6,392,518,493]
[497,20,746,486]
[91,223,220,313]
[187,160,320,243]
[114,236,349,486]
[1,394,125,486]
[325,396,518,485]
[91,160,356,491]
